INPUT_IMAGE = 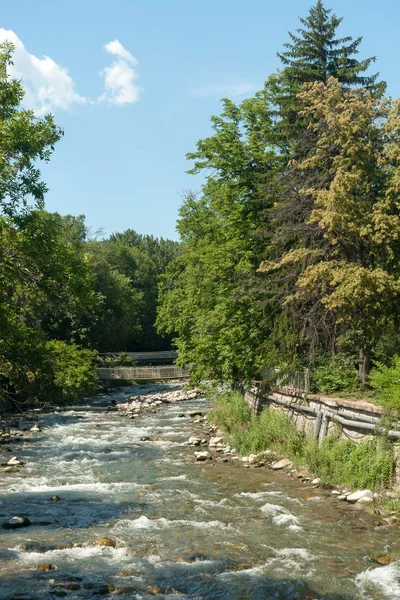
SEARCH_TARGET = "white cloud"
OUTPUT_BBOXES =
[189,82,258,98]
[0,28,87,115]
[100,39,141,105]
[0,30,141,114]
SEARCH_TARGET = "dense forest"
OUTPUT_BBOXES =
[0,42,179,406]
[157,1,400,406]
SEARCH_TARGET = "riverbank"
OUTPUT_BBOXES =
[204,389,400,523]
[0,384,399,598]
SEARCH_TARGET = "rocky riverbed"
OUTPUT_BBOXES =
[0,383,399,599]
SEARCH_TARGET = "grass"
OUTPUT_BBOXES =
[209,391,395,491]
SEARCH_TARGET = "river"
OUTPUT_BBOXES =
[0,384,399,599]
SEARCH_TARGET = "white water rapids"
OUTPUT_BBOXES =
[0,384,399,599]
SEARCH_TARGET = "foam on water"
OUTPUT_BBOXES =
[7,480,146,494]
[16,546,130,566]
[113,516,232,531]
[158,475,188,481]
[260,502,289,516]
[273,514,302,530]
[235,491,284,500]
[355,561,400,599]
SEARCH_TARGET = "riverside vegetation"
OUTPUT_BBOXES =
[208,391,395,493]
[155,2,400,495]
[2,2,400,501]
[0,43,179,409]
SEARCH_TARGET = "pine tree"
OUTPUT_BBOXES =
[278,1,379,87]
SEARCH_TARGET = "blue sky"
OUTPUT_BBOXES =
[1,0,398,240]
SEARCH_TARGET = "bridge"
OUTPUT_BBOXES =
[96,365,190,381]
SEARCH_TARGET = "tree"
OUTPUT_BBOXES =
[0,42,63,217]
[259,79,400,383]
[278,1,379,87]
[157,94,278,383]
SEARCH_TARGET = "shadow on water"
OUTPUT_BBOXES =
[0,489,148,532]
[0,562,356,599]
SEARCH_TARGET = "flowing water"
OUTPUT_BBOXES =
[0,385,399,599]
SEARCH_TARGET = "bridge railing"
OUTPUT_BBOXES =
[96,366,190,380]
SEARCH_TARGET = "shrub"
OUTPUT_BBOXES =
[208,391,251,433]
[369,356,400,411]
[305,436,394,489]
[45,340,99,403]
[313,353,360,394]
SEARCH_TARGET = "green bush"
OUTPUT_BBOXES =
[208,391,251,433]
[369,356,400,410]
[313,353,360,394]
[231,407,305,456]
[45,340,99,403]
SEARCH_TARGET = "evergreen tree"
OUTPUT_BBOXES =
[278,1,379,87]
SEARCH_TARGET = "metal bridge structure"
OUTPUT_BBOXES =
[96,365,189,381]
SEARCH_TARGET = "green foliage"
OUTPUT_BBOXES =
[278,1,379,88]
[43,340,98,403]
[208,391,252,433]
[210,391,395,490]
[313,354,360,394]
[305,437,394,489]
[369,356,400,410]
[0,42,63,216]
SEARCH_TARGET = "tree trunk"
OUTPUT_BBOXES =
[358,348,371,385]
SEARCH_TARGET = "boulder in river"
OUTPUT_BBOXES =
[2,515,31,529]
[7,456,24,466]
[346,490,374,503]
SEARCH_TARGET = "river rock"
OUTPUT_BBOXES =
[357,496,374,504]
[7,456,24,466]
[346,490,374,503]
[96,537,117,548]
[209,437,224,447]
[37,563,54,571]
[188,437,201,446]
[271,459,293,470]
[31,423,41,432]
[311,478,321,485]
[2,515,31,529]
[194,451,211,461]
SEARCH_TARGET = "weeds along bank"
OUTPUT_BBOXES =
[208,391,397,493]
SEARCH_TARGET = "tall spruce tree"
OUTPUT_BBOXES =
[278,1,379,87]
